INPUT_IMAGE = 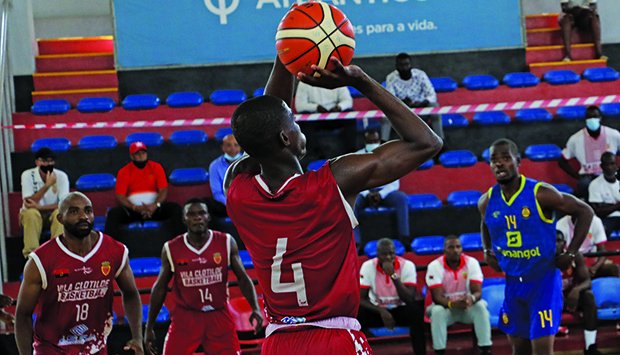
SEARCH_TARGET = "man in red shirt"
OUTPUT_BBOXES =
[15,192,144,354]
[104,141,183,239]
[225,54,442,354]
[144,198,263,355]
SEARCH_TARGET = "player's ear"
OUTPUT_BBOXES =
[279,130,291,147]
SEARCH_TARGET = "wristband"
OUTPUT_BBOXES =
[390,273,399,281]
[483,249,494,256]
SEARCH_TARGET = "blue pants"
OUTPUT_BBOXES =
[354,191,409,243]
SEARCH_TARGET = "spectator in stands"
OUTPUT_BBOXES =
[559,105,620,200]
[358,238,426,355]
[207,134,243,220]
[104,141,183,239]
[559,0,605,62]
[294,81,352,113]
[588,152,620,236]
[556,231,602,355]
[353,128,410,245]
[19,147,69,258]
[0,293,14,325]
[426,235,492,355]
[384,52,443,141]
[556,214,619,278]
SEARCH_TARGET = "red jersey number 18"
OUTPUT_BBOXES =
[271,238,308,307]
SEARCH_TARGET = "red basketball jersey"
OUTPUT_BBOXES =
[227,163,360,325]
[165,231,231,312]
[29,232,128,355]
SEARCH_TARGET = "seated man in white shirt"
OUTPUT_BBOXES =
[556,214,619,278]
[359,238,427,355]
[588,152,620,237]
[426,236,492,355]
[294,81,352,113]
[354,128,410,245]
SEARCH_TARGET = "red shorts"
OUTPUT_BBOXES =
[262,327,373,355]
[163,307,240,355]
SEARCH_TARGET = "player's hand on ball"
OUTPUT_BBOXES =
[250,310,264,335]
[297,58,366,90]
[124,338,144,354]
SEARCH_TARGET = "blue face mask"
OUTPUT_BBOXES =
[224,152,243,162]
[586,117,601,131]
[365,143,380,152]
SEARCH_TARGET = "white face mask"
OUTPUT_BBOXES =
[365,143,380,152]
[586,117,601,131]
[224,152,243,162]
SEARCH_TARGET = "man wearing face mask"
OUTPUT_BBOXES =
[207,134,243,221]
[354,128,410,245]
[104,141,183,240]
[559,105,620,200]
[19,147,70,258]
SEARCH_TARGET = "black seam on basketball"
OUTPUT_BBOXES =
[323,19,353,62]
[293,5,334,41]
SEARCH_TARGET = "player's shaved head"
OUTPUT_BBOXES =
[377,238,394,249]
[490,138,520,158]
[59,192,92,215]
[183,198,208,215]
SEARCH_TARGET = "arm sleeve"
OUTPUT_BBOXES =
[400,260,417,286]
[378,180,399,199]
[425,260,444,288]
[336,87,353,111]
[360,260,373,288]
[467,257,484,284]
[209,159,226,205]
[294,83,317,113]
[418,71,437,104]
[154,163,169,190]
[21,170,34,199]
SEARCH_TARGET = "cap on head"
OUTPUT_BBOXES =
[129,141,148,154]
[35,147,56,160]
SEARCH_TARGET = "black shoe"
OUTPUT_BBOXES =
[479,346,492,355]
[585,344,602,355]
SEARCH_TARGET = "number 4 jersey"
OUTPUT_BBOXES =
[227,163,360,329]
[29,232,128,355]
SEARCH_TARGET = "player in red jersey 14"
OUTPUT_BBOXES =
[224,55,443,354]
[15,192,143,355]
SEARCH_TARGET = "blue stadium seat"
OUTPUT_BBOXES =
[417,159,434,171]
[239,250,254,269]
[515,108,553,123]
[348,86,363,98]
[169,130,208,145]
[411,235,445,255]
[556,105,587,120]
[31,99,71,115]
[367,327,410,337]
[482,284,505,328]
[125,132,164,147]
[544,70,580,85]
[130,257,162,277]
[307,159,327,171]
[459,232,483,251]
[481,148,490,162]
[166,91,204,108]
[591,277,620,320]
[462,75,499,90]
[126,221,162,231]
[362,206,396,215]
[442,114,469,128]
[75,173,116,191]
[473,111,511,125]
[209,89,247,105]
[430,77,458,92]
[447,190,482,207]
[583,67,620,83]
[407,194,442,210]
[439,150,477,168]
[502,72,540,88]
[31,137,71,152]
[524,144,562,161]
[76,97,115,113]
[94,216,106,232]
[78,135,117,150]
[553,184,574,194]
[169,168,209,185]
[215,127,233,142]
[482,277,506,288]
[364,239,406,258]
[610,230,620,241]
[122,94,160,110]
[141,304,170,323]
[253,87,265,97]
[601,103,620,117]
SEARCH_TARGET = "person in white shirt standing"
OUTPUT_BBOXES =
[359,238,427,354]
[384,52,443,141]
[294,81,353,113]
[426,236,492,355]
[559,106,620,200]
[19,147,69,257]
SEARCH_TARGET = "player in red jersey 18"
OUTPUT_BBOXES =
[224,53,442,353]
[15,192,143,355]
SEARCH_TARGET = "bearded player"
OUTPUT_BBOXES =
[224,53,442,353]
[15,192,143,354]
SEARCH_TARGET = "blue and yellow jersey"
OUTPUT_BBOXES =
[484,175,557,277]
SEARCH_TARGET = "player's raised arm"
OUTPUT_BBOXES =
[264,56,295,108]
[300,58,443,203]
[145,245,174,354]
[116,261,144,354]
[15,259,43,355]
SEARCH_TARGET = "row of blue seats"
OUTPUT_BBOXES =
[362,233,483,259]
[75,167,209,191]
[30,128,233,152]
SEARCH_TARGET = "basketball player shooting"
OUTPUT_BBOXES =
[223,52,443,353]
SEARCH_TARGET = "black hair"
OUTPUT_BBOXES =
[444,234,460,245]
[586,105,602,118]
[490,138,520,158]
[231,95,291,158]
[364,127,380,137]
[377,238,394,249]
[396,52,410,61]
[601,151,616,162]
[35,147,56,160]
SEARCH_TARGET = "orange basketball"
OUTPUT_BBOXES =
[275,2,355,76]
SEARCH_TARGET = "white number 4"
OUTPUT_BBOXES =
[271,238,308,307]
